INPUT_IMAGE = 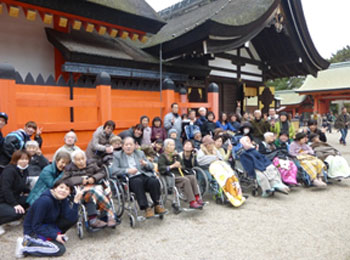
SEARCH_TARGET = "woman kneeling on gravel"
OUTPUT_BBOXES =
[16,180,83,258]
[239,136,290,197]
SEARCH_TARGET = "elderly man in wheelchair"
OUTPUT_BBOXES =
[61,150,117,229]
[111,137,166,219]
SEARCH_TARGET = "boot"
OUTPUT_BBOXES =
[189,201,203,209]
[154,205,166,215]
[145,208,154,218]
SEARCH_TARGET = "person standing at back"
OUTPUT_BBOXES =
[164,103,182,138]
[335,107,350,145]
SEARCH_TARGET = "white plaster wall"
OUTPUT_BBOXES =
[0,4,54,79]
[209,57,237,70]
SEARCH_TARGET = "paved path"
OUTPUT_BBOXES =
[1,131,350,260]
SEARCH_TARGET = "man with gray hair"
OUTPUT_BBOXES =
[111,137,166,218]
[251,110,270,143]
[195,107,208,129]
[53,131,82,162]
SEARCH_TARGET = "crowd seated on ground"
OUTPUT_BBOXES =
[1,105,350,258]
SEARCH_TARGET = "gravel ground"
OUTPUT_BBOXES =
[1,131,350,260]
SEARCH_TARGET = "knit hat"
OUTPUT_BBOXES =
[202,135,214,145]
[193,129,201,136]
[0,112,8,124]
[168,129,177,137]
[279,111,288,117]
[295,132,306,141]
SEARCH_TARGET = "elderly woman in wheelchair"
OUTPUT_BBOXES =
[111,137,166,219]
[158,138,204,211]
[62,150,117,229]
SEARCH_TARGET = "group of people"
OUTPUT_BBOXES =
[0,103,349,258]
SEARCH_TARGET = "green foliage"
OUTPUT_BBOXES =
[265,76,305,90]
[328,45,350,63]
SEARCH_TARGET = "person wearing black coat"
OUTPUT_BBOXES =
[0,150,31,235]
[307,119,327,143]
[118,124,143,146]
[201,111,216,136]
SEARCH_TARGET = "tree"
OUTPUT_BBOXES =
[328,45,350,63]
[265,76,305,91]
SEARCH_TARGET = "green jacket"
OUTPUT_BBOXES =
[27,163,63,205]
[251,119,270,141]
[271,121,296,139]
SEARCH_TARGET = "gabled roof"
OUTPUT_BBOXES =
[17,0,165,34]
[46,28,210,78]
[143,0,329,79]
[144,0,277,56]
[296,62,350,93]
[275,90,306,105]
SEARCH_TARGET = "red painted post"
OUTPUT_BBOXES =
[207,82,219,119]
[162,78,176,116]
[179,87,188,115]
[0,64,17,135]
[95,72,112,124]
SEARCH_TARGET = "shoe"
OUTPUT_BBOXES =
[145,208,155,218]
[196,199,204,205]
[15,237,24,258]
[261,189,274,198]
[89,218,107,228]
[8,220,21,226]
[189,201,203,209]
[154,205,166,215]
[107,218,117,228]
[312,179,327,188]
[0,225,5,236]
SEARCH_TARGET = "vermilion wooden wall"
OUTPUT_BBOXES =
[0,66,219,157]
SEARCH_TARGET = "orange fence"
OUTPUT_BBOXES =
[0,66,219,156]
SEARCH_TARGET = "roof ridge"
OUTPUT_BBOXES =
[158,0,218,20]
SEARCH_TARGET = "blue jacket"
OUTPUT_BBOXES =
[215,121,236,132]
[27,163,63,205]
[23,190,78,240]
[0,129,43,166]
[240,148,271,178]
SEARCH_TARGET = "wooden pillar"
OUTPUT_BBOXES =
[313,96,319,113]
[292,108,296,117]
[0,64,17,135]
[179,87,188,115]
[95,72,112,124]
[162,78,176,117]
[208,82,219,119]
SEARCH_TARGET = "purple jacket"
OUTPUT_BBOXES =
[289,141,314,157]
[151,126,167,142]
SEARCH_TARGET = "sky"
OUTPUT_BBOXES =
[145,0,350,59]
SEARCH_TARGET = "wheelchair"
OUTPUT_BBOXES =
[107,167,168,228]
[161,172,208,215]
[75,179,120,239]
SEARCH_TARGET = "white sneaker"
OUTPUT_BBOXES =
[15,237,24,258]
[8,220,21,226]
[0,225,5,236]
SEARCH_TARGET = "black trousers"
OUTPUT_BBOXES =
[0,195,28,225]
[129,174,160,210]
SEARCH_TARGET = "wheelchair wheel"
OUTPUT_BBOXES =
[193,167,209,196]
[77,221,84,239]
[129,215,136,228]
[110,179,125,218]
[158,176,168,207]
